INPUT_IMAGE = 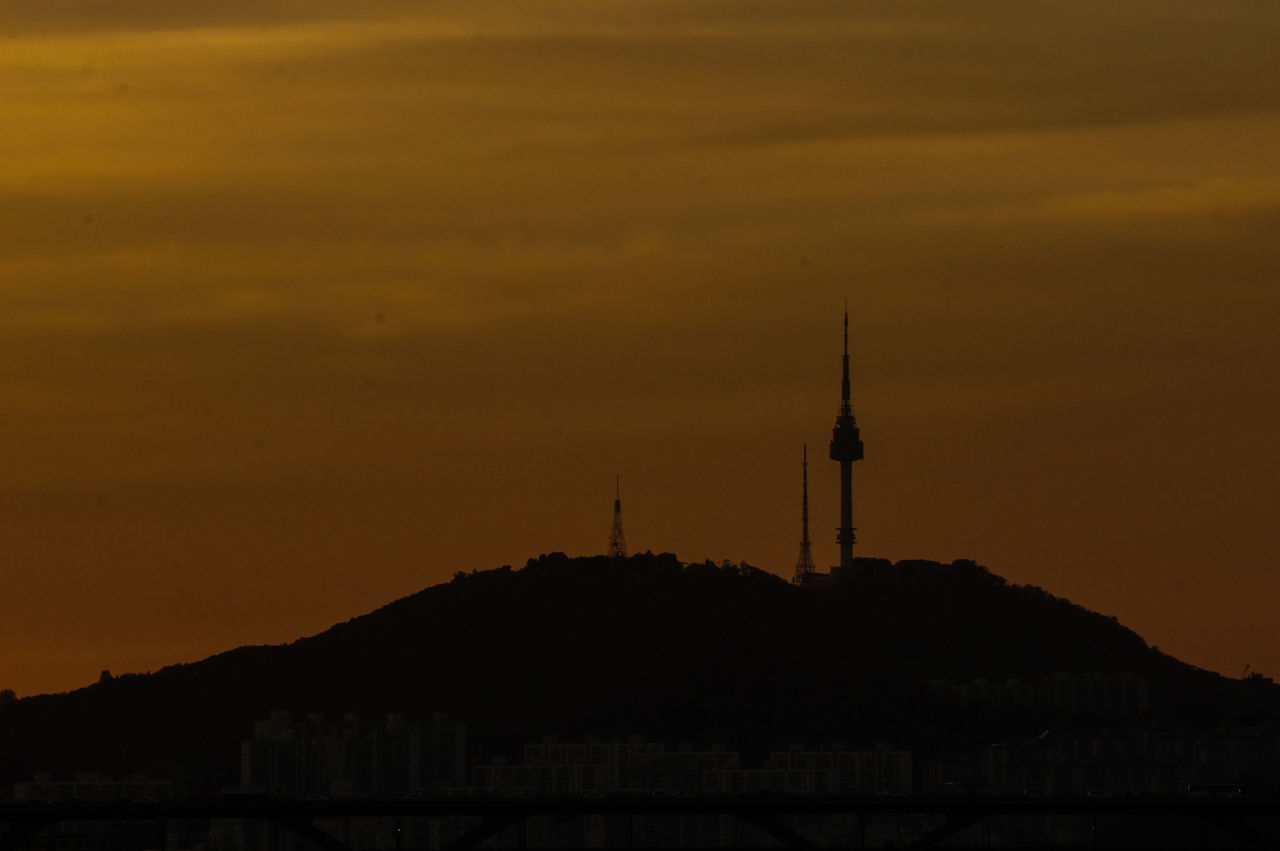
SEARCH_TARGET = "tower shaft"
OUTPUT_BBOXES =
[829,307,864,571]
[837,457,853,565]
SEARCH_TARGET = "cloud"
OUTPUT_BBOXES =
[0,0,955,39]
[3,0,1280,700]
[912,175,1280,229]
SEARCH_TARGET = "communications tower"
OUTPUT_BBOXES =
[829,307,864,572]
[608,476,627,558]
[793,444,816,584]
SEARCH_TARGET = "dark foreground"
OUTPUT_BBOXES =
[4,793,1280,849]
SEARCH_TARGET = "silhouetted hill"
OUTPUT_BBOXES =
[1,554,1273,789]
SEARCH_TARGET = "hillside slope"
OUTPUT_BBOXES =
[0,553,1261,788]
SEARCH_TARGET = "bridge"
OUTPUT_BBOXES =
[2,794,1279,849]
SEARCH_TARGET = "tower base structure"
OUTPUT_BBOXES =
[796,571,838,589]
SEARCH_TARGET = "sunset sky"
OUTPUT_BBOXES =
[2,1,1278,697]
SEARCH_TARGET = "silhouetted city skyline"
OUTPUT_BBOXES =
[3,2,1279,846]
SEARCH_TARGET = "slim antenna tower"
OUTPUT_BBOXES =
[829,304,864,571]
[608,475,627,558]
[793,444,816,584]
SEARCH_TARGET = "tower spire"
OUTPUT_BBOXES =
[829,304,864,572]
[608,475,627,558]
[841,301,852,418]
[793,444,816,584]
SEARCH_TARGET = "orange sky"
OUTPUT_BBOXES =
[2,1,1278,697]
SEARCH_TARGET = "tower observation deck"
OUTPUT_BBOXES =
[829,308,864,572]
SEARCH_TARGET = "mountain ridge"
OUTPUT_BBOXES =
[1,552,1270,791]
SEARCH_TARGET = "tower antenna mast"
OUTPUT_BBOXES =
[608,475,627,559]
[793,444,816,583]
